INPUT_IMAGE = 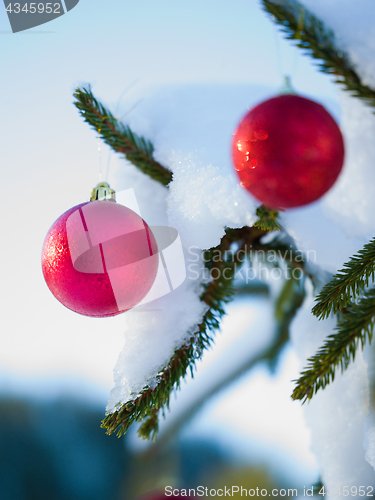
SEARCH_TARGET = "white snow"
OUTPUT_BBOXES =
[364,417,375,470]
[155,297,277,435]
[126,298,320,484]
[107,162,211,410]
[167,152,257,249]
[323,91,375,239]
[105,0,375,487]
[290,282,374,495]
[107,269,208,410]
[300,0,375,88]
[121,84,273,249]
[293,0,375,484]
[363,342,375,471]
[117,80,375,271]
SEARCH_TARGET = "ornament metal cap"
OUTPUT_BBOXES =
[278,75,296,95]
[90,182,116,202]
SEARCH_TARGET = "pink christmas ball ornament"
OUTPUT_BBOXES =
[42,197,159,318]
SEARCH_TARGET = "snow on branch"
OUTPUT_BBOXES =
[73,87,284,438]
[312,237,375,320]
[154,271,306,449]
[292,286,375,402]
[262,0,375,110]
[292,238,375,402]
[102,226,268,439]
[262,0,375,404]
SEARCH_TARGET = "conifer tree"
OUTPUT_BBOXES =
[72,0,375,441]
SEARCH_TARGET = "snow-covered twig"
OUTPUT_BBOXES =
[262,0,375,110]
[294,286,375,402]
[72,87,294,439]
[312,237,375,320]
[150,272,306,449]
[73,86,173,186]
[101,226,268,438]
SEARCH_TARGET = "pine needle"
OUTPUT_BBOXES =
[73,88,313,438]
[262,0,375,110]
[254,205,282,232]
[292,287,375,402]
[73,86,173,186]
[312,237,375,320]
[101,226,267,438]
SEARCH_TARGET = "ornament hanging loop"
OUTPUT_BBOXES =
[279,75,296,95]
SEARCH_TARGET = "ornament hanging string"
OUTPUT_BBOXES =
[97,128,103,182]
[105,150,112,182]
[272,7,304,84]
[291,7,305,79]
[114,78,143,122]
[115,78,141,112]
[101,82,143,183]
[97,125,115,183]
[102,99,143,183]
[272,14,284,80]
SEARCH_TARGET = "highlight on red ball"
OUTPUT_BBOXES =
[41,190,186,318]
[232,94,345,209]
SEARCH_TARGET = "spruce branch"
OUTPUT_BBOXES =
[254,205,282,232]
[73,86,279,440]
[253,234,317,286]
[101,226,267,439]
[261,0,375,399]
[73,86,173,186]
[149,271,305,451]
[292,287,375,402]
[262,0,375,109]
[273,271,305,365]
[312,237,375,320]
[137,408,159,441]
[73,88,313,438]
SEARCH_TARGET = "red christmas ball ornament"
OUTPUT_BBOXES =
[42,182,159,318]
[232,92,345,209]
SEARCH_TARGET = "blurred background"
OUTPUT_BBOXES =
[0,0,340,497]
